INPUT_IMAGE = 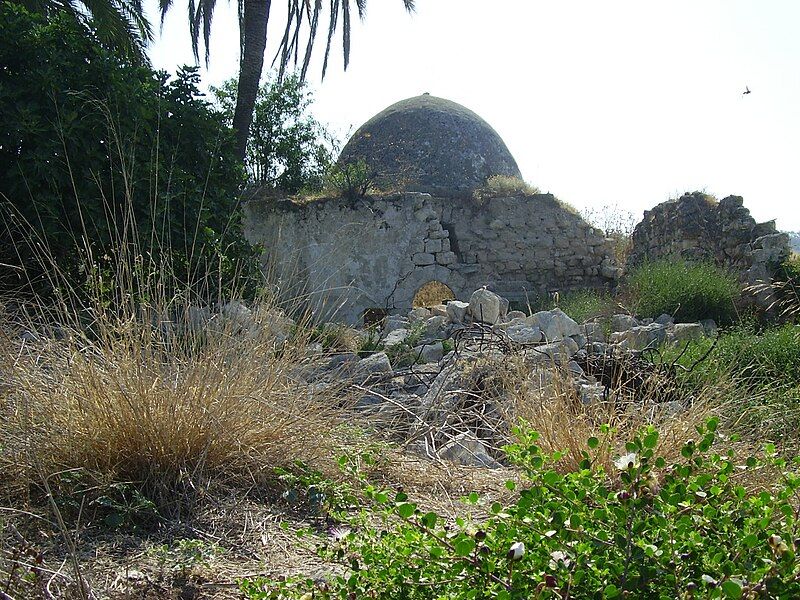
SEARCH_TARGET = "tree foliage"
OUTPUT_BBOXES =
[0,4,255,298]
[212,75,334,193]
[15,0,152,61]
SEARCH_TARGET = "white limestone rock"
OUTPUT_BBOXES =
[505,324,543,344]
[356,352,392,375]
[610,323,667,350]
[383,328,410,348]
[414,341,444,364]
[668,323,704,345]
[438,433,501,468]
[611,314,639,332]
[446,300,470,324]
[526,308,580,341]
[468,289,502,324]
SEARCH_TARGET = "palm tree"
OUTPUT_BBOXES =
[159,0,415,161]
[19,0,153,61]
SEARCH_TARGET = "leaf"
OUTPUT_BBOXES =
[742,533,759,548]
[588,436,599,449]
[604,584,620,598]
[421,512,437,529]
[721,579,743,599]
[454,537,475,557]
[396,502,416,519]
[644,430,659,449]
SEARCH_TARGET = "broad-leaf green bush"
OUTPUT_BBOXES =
[0,5,256,298]
[626,259,739,324]
[242,420,800,599]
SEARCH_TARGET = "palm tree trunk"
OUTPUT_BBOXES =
[233,0,272,161]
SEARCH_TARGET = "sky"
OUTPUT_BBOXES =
[144,0,800,231]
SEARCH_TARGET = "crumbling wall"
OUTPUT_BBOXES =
[628,192,790,286]
[245,192,620,323]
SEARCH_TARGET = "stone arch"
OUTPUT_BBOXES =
[390,264,465,311]
[412,280,456,308]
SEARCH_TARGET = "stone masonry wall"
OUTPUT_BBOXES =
[245,192,619,323]
[628,192,790,286]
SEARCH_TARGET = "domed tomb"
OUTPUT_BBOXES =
[338,94,522,197]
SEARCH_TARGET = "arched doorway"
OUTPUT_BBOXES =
[412,280,456,308]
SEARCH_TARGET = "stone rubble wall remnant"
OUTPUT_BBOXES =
[245,192,620,323]
[628,192,790,308]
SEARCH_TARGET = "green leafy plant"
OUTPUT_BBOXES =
[150,538,224,579]
[242,419,800,599]
[626,259,739,324]
[325,160,374,200]
[275,461,358,518]
[0,5,257,299]
[382,320,427,367]
[212,75,335,193]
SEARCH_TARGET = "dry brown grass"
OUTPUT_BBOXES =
[495,357,732,474]
[0,298,353,513]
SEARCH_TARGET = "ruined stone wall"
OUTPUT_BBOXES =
[245,192,619,323]
[628,192,790,285]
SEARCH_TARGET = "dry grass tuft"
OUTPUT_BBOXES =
[498,358,730,475]
[0,299,352,513]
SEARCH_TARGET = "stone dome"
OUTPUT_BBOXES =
[338,94,522,197]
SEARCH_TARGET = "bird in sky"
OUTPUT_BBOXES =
[743,86,752,95]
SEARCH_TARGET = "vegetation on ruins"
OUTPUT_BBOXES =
[625,260,740,325]
[2,3,800,598]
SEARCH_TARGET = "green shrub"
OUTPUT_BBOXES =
[668,324,800,390]
[383,321,426,367]
[325,160,373,200]
[626,259,739,324]
[0,5,256,298]
[658,324,800,446]
[770,255,800,322]
[242,420,800,599]
[553,289,616,325]
[212,75,335,193]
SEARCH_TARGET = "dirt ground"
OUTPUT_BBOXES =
[1,452,519,599]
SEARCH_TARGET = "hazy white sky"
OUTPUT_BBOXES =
[145,0,800,231]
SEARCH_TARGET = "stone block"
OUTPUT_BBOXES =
[526,308,580,341]
[424,238,443,253]
[436,251,457,265]
[468,288,502,324]
[414,341,444,364]
[446,300,470,323]
[413,252,435,266]
[611,314,638,332]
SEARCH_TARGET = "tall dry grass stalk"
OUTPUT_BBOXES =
[0,294,352,511]
[501,359,732,474]
[0,109,357,513]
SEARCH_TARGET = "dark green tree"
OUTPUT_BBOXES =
[212,75,335,193]
[0,5,254,298]
[15,0,152,60]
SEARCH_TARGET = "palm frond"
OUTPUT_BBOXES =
[78,0,152,61]
[321,0,339,80]
[299,0,322,80]
[341,0,350,70]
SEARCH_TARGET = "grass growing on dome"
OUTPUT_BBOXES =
[473,175,540,201]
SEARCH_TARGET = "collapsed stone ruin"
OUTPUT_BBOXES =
[628,191,790,289]
[292,286,718,469]
[244,95,790,323]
